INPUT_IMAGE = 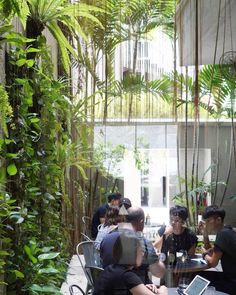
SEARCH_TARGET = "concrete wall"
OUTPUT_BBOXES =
[178,122,236,226]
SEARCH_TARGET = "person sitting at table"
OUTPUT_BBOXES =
[100,206,166,282]
[91,192,122,239]
[94,232,168,295]
[94,206,125,250]
[153,205,198,259]
[198,205,236,295]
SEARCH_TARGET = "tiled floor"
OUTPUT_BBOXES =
[61,255,87,294]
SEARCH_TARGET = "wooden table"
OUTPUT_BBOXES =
[165,257,209,287]
[168,287,229,295]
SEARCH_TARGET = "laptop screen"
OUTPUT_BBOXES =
[184,275,210,295]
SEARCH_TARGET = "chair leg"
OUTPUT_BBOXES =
[69,284,86,295]
[85,282,93,295]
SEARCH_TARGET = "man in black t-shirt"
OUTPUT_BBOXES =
[91,192,122,238]
[199,205,236,295]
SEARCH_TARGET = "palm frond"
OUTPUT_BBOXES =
[47,21,77,72]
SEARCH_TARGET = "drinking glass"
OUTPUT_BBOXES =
[178,277,190,290]
[204,286,216,295]
[181,250,188,262]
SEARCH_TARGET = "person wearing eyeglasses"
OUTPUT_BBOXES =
[153,205,198,259]
[198,205,236,295]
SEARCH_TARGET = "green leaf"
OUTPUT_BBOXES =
[30,117,40,123]
[44,193,55,200]
[15,59,27,67]
[12,270,24,279]
[6,153,18,158]
[26,59,35,67]
[41,246,54,253]
[7,163,17,176]
[38,266,60,274]
[29,284,62,294]
[24,245,38,264]
[5,139,13,144]
[26,47,41,53]
[15,217,24,224]
[38,252,60,261]
[0,251,9,256]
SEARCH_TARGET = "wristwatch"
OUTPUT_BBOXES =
[159,252,166,262]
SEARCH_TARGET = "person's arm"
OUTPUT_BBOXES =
[149,261,166,278]
[203,234,212,250]
[130,284,168,295]
[144,239,166,278]
[198,221,211,250]
[187,244,196,257]
[153,225,173,250]
[204,249,222,267]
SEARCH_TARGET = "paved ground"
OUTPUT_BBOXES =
[61,255,87,294]
[60,254,160,294]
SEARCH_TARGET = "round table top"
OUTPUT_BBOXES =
[168,287,229,295]
[168,257,209,274]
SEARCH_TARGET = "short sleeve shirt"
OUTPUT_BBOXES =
[214,227,236,279]
[93,264,143,295]
[100,228,158,284]
[161,227,198,255]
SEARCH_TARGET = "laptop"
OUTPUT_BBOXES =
[183,275,210,295]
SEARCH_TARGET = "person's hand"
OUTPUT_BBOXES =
[156,285,168,295]
[202,247,213,258]
[165,225,173,236]
[198,220,206,235]
[145,284,159,293]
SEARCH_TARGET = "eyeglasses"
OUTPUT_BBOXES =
[170,218,183,224]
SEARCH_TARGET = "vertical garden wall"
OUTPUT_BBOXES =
[1,0,235,294]
[0,0,107,293]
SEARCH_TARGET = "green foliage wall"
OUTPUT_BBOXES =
[0,32,75,293]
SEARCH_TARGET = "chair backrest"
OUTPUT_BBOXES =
[69,284,85,295]
[81,232,93,242]
[76,241,102,270]
[85,266,104,288]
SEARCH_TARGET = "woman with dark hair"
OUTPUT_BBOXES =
[153,205,197,258]
[94,232,168,295]
[94,206,125,250]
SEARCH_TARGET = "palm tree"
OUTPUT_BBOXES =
[122,0,175,119]
[199,65,235,207]
[0,0,104,72]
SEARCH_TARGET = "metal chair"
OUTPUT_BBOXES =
[69,284,86,295]
[85,265,104,290]
[81,232,93,242]
[76,241,102,294]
